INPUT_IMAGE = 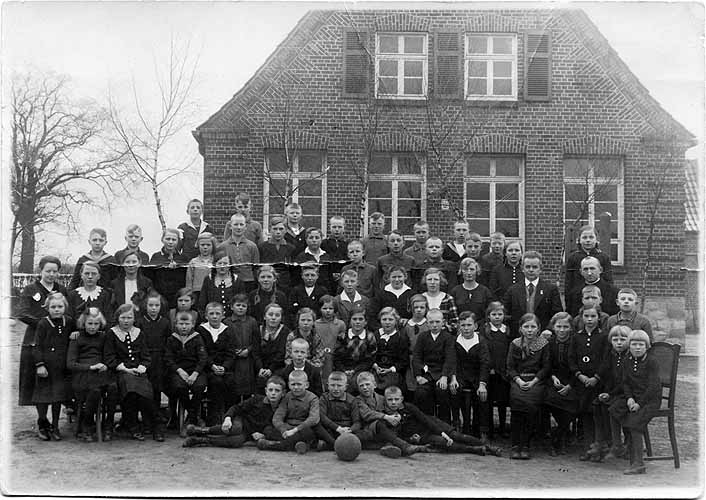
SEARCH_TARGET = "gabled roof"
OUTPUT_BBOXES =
[194,7,696,147]
[685,159,702,233]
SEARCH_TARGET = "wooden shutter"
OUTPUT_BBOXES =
[524,31,552,101]
[342,29,370,98]
[434,31,463,99]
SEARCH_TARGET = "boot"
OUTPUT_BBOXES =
[448,443,486,455]
[510,445,521,459]
[402,444,431,456]
[624,431,646,475]
[37,419,51,441]
[182,437,209,448]
[484,444,503,457]
[605,443,626,460]
[380,444,402,458]
[257,438,286,451]
[49,423,62,441]
[186,424,211,436]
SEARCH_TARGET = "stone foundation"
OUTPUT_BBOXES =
[642,297,687,344]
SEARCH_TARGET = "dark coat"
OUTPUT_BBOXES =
[502,280,563,337]
[453,335,490,389]
[31,316,75,403]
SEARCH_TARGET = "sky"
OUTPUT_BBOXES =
[2,1,704,267]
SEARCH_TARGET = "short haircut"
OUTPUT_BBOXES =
[80,261,101,275]
[235,192,251,204]
[388,229,404,239]
[608,325,632,340]
[319,294,335,306]
[205,302,224,313]
[291,338,310,351]
[119,249,143,264]
[43,291,68,310]
[454,220,469,228]
[356,371,375,385]
[378,306,401,323]
[348,305,367,319]
[231,293,249,306]
[263,302,283,317]
[582,305,600,315]
[466,232,482,243]
[579,224,596,236]
[266,375,287,391]
[297,307,317,323]
[186,198,203,210]
[490,232,506,241]
[162,227,181,242]
[581,256,602,269]
[423,267,447,287]
[230,212,246,222]
[125,224,142,235]
[38,255,62,271]
[288,370,308,383]
[369,212,384,221]
[426,308,444,321]
[425,236,443,247]
[458,310,477,324]
[305,227,323,239]
[300,264,319,275]
[384,386,403,397]
[486,301,505,317]
[270,214,286,226]
[328,371,348,383]
[618,288,638,297]
[523,250,543,265]
[89,228,107,239]
[329,216,345,225]
[519,313,540,328]
[384,265,408,284]
[581,285,602,297]
[285,202,302,212]
[413,220,430,230]
[114,303,136,322]
[77,307,107,329]
[175,310,195,322]
[347,240,363,251]
[458,257,481,276]
[549,312,573,331]
[341,269,358,281]
[628,329,651,349]
[176,287,194,302]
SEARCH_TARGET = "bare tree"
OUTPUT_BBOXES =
[107,37,200,233]
[11,71,128,272]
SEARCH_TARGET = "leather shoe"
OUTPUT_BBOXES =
[510,446,521,459]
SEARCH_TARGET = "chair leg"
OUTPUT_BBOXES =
[178,399,186,438]
[74,403,83,438]
[668,416,680,469]
[643,425,652,456]
[96,394,103,443]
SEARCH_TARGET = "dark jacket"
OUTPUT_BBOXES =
[502,279,563,337]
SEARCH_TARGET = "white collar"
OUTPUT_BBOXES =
[111,325,140,342]
[171,331,201,345]
[490,323,507,333]
[525,278,539,287]
[378,328,397,341]
[200,322,228,335]
[384,283,411,297]
[456,334,479,351]
[293,364,306,371]
[305,247,326,260]
[407,318,427,327]
[76,286,103,301]
[185,220,208,233]
[347,328,366,340]
[340,291,363,303]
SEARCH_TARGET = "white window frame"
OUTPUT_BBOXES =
[464,33,518,101]
[375,32,428,99]
[263,150,327,234]
[463,155,525,243]
[366,153,426,238]
[563,157,625,265]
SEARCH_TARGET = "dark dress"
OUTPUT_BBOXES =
[247,287,289,325]
[67,286,114,321]
[544,336,579,413]
[198,275,246,319]
[31,316,75,403]
[373,329,409,390]
[568,327,609,412]
[506,337,551,415]
[258,241,296,291]
[136,314,172,397]
[608,353,661,430]
[449,283,495,322]
[226,315,261,396]
[67,330,115,394]
[258,324,290,381]
[479,322,511,405]
[368,285,414,329]
[148,249,188,309]
[17,280,68,405]
[104,326,153,400]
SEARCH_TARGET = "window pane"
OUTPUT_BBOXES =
[398,200,421,218]
[269,196,285,215]
[267,151,288,172]
[595,202,618,219]
[404,78,423,95]
[495,157,520,177]
[594,183,618,201]
[492,36,513,54]
[369,199,392,215]
[496,201,518,219]
[466,157,490,176]
[370,155,392,175]
[270,179,288,198]
[398,156,421,175]
[469,61,486,77]
[378,77,397,95]
[466,182,489,200]
[308,216,322,230]
[468,78,486,95]
[369,180,392,198]
[496,183,518,201]
[468,36,488,54]
[298,180,321,197]
[379,60,398,77]
[496,219,519,238]
[610,221,619,240]
[379,35,398,54]
[564,202,587,221]
[298,151,322,172]
[398,181,421,198]
[300,197,322,216]
[493,61,512,78]
[397,218,417,234]
[565,184,588,201]
[467,219,489,237]
[404,35,424,54]
[595,158,621,179]
[493,79,512,95]
[466,201,489,219]
[609,243,618,262]
[404,60,423,77]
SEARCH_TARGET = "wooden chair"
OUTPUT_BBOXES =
[644,341,681,468]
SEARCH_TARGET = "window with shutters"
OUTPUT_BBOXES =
[563,157,624,265]
[524,31,552,101]
[464,34,518,100]
[343,30,370,98]
[375,33,428,99]
[464,156,524,241]
[263,150,327,232]
[367,153,426,236]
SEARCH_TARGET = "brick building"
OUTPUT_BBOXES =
[193,8,695,306]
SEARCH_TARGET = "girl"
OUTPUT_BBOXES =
[489,240,523,300]
[31,292,75,441]
[170,288,200,330]
[401,294,430,398]
[314,295,345,382]
[369,266,414,329]
[198,250,245,319]
[372,307,408,392]
[67,261,114,321]
[293,227,334,293]
[480,301,511,439]
[185,232,217,302]
[449,311,491,439]
[450,258,495,323]
[608,330,660,475]
[105,303,162,441]
[67,307,118,442]
[248,265,288,325]
[177,199,215,262]
[110,250,153,312]
[258,303,290,390]
[506,313,551,459]
[18,256,68,409]
[137,290,171,419]
[333,305,378,392]
[421,268,459,331]
[285,308,325,368]
[543,312,578,456]
[223,294,261,405]
[258,214,295,291]
[149,228,187,310]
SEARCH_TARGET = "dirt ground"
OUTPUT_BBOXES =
[2,321,703,497]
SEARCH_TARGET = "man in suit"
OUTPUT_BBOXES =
[502,250,563,337]
[566,256,619,317]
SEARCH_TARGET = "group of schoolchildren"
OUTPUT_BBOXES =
[17,193,663,474]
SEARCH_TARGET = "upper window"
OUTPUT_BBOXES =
[263,150,327,231]
[563,157,624,265]
[368,153,425,235]
[465,34,518,100]
[464,155,524,240]
[375,33,428,99]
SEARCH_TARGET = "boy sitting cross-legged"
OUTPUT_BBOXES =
[182,375,286,448]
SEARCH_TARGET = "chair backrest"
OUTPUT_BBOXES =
[649,341,681,408]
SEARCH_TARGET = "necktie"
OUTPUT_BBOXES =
[527,283,535,297]
[526,283,536,313]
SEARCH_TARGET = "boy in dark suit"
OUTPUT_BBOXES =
[502,250,563,337]
[566,256,619,317]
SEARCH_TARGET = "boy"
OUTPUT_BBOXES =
[316,372,362,450]
[403,220,430,267]
[183,375,286,448]
[114,224,150,267]
[178,199,215,261]
[321,216,349,284]
[218,213,260,292]
[412,309,456,424]
[362,212,388,264]
[442,220,470,263]
[340,240,378,298]
[565,225,613,297]
[480,232,506,279]
[464,233,483,261]
[571,285,610,332]
[258,371,320,453]
[68,228,117,290]
[149,228,188,309]
[502,250,563,337]
[354,372,394,445]
[288,265,328,324]
[376,230,414,283]
[277,338,324,396]
[333,270,370,325]
[284,203,307,256]
[567,256,618,317]
[164,311,208,430]
[414,237,457,292]
[231,192,263,245]
[258,214,296,291]
[605,288,653,342]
